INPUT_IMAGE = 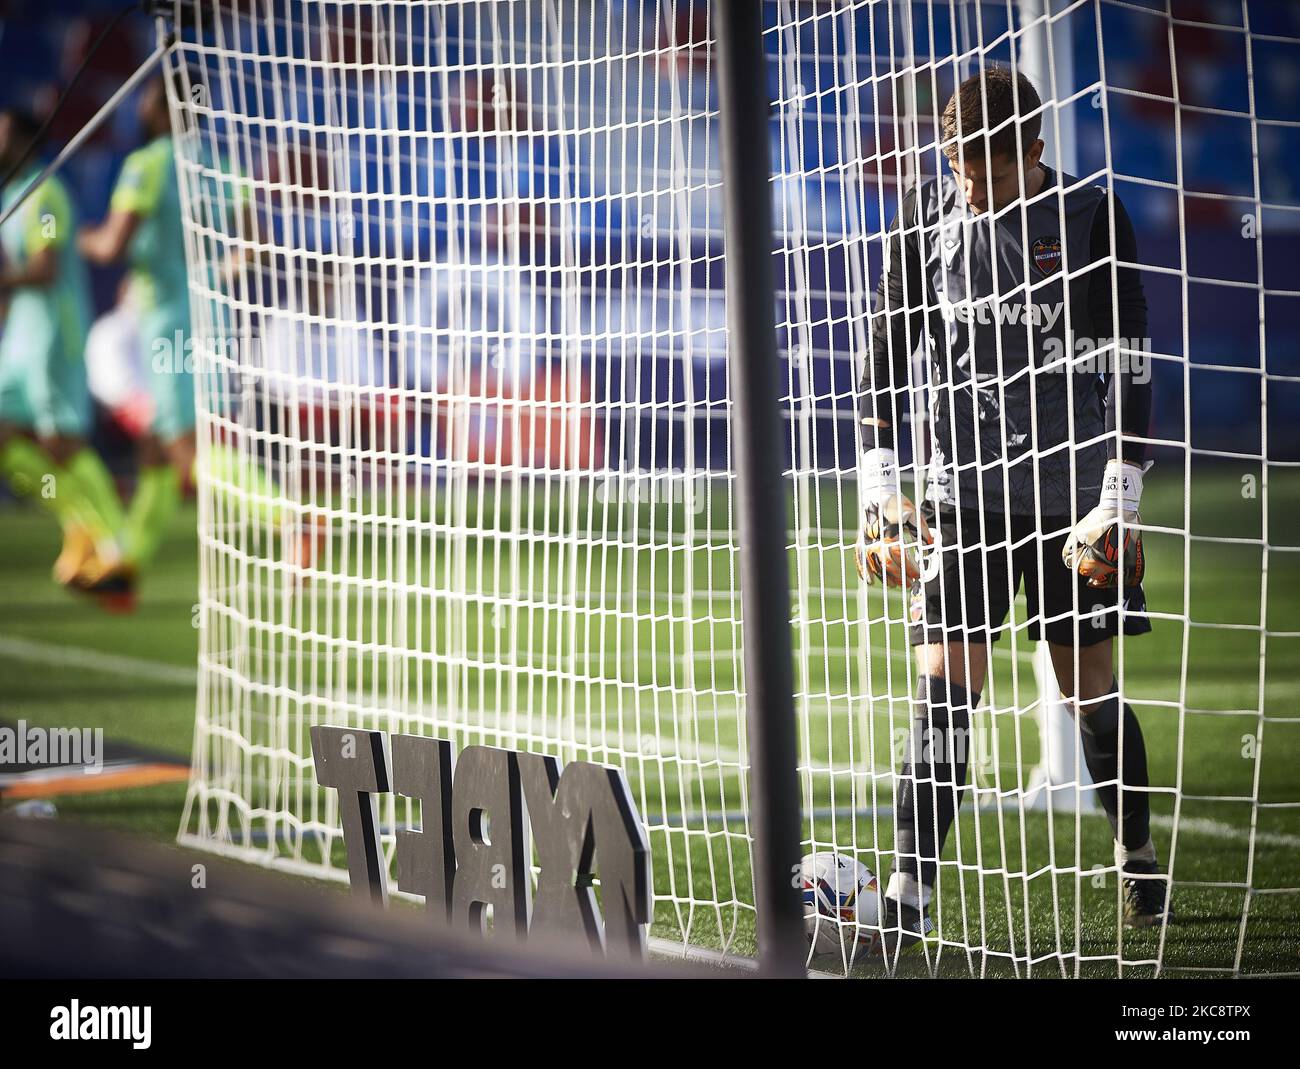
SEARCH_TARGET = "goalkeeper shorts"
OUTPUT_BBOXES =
[907,505,1152,648]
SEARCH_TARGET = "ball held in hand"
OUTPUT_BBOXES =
[855,494,932,586]
[1062,509,1145,589]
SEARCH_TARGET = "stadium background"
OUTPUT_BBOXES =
[0,0,1297,977]
[3,0,1298,479]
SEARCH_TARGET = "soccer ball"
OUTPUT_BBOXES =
[856,495,933,586]
[800,851,880,957]
[1062,512,1145,589]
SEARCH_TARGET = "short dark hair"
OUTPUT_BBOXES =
[941,67,1041,162]
[2,108,42,148]
[0,108,43,177]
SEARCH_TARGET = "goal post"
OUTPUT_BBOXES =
[170,0,1298,977]
[713,0,806,976]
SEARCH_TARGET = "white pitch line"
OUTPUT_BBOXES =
[1151,814,1300,851]
[668,805,1300,850]
[0,633,198,687]
[0,633,744,763]
[0,631,1037,724]
[5,634,1297,850]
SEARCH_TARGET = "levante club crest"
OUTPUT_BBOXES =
[1032,235,1062,275]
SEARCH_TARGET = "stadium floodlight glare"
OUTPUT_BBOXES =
[169,0,1297,977]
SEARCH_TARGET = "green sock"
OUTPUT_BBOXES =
[123,464,181,567]
[65,447,125,536]
[204,441,283,528]
[0,437,109,538]
[1,437,65,514]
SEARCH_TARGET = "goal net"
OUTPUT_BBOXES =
[173,0,1299,976]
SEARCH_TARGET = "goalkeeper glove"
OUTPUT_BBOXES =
[1062,459,1149,589]
[854,447,932,587]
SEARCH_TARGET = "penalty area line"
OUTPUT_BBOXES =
[6,635,1297,850]
[674,805,1300,850]
[0,633,197,687]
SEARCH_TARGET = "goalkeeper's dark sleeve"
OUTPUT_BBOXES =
[1089,192,1152,463]
[859,187,926,452]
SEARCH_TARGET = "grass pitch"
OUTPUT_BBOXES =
[0,464,1296,977]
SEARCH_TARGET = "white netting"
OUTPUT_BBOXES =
[174,0,1299,977]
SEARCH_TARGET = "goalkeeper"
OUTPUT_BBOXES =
[856,67,1171,947]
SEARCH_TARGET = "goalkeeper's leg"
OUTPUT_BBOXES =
[1039,521,1170,927]
[878,507,1014,953]
[887,647,986,922]
[1047,639,1172,927]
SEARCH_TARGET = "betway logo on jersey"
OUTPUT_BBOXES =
[938,295,1065,332]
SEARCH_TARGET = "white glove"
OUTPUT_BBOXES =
[854,448,932,586]
[1062,459,1150,589]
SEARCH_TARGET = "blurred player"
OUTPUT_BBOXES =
[0,108,128,606]
[79,73,193,592]
[86,277,152,443]
[855,68,1171,951]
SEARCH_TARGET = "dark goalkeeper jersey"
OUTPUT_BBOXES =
[861,165,1150,517]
